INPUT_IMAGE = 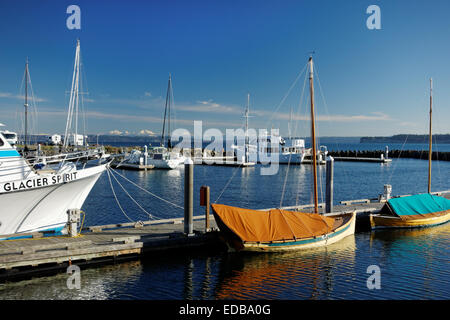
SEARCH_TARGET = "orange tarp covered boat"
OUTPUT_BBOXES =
[212,204,356,252]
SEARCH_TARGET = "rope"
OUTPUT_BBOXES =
[109,167,184,210]
[106,168,135,223]
[387,134,409,186]
[279,152,293,208]
[214,162,244,203]
[77,210,86,236]
[264,62,308,129]
[107,168,164,220]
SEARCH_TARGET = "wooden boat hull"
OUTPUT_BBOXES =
[370,211,450,229]
[216,212,356,253]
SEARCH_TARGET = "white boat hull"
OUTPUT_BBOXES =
[0,164,106,236]
[147,157,185,169]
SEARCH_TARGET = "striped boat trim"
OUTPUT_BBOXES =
[0,149,20,157]
[266,221,352,247]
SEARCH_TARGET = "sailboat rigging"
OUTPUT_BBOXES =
[24,59,30,150]
[117,74,185,170]
[64,39,84,150]
[370,78,450,229]
[161,74,173,149]
[28,39,106,167]
[211,56,356,252]
[428,78,433,194]
[309,57,319,214]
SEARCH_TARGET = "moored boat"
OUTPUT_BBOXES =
[370,194,450,229]
[212,204,356,252]
[212,56,356,252]
[370,79,450,229]
[0,132,107,238]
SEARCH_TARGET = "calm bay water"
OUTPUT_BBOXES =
[0,143,449,300]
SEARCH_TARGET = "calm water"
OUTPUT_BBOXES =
[0,144,449,300]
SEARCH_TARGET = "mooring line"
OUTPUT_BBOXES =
[214,162,244,203]
[106,168,135,223]
[108,168,164,221]
[109,167,184,210]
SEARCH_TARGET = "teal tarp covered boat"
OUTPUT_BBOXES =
[388,194,450,216]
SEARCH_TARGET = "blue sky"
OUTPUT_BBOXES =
[0,0,449,137]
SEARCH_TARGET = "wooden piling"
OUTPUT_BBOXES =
[325,156,334,213]
[184,158,194,236]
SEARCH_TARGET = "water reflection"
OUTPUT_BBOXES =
[0,260,143,300]
[214,235,356,299]
[367,223,450,299]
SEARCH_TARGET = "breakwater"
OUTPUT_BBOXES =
[328,150,450,161]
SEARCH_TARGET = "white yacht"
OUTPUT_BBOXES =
[0,129,18,147]
[257,134,327,164]
[147,146,185,169]
[0,132,107,238]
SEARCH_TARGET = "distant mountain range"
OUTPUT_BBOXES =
[21,134,450,146]
[360,134,450,144]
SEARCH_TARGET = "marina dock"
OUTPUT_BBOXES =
[332,156,392,163]
[1,190,449,281]
[0,215,221,281]
[111,163,155,170]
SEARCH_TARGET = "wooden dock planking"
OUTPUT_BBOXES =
[0,217,219,277]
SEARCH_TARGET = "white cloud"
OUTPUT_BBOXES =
[139,129,156,135]
[109,130,123,135]
[258,110,393,122]
[176,99,242,114]
[0,92,47,102]
[144,92,152,97]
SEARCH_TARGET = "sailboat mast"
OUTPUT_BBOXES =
[168,74,172,149]
[288,107,293,139]
[64,39,81,149]
[24,59,29,149]
[428,78,433,194]
[161,74,172,147]
[245,93,250,163]
[309,56,319,214]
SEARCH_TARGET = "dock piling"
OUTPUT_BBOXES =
[325,156,334,213]
[184,158,194,236]
[200,186,211,232]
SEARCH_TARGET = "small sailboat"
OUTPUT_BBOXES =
[370,79,450,229]
[146,74,185,169]
[212,56,356,252]
[231,93,257,166]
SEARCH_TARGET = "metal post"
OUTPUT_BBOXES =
[184,158,194,236]
[384,184,392,201]
[205,186,210,232]
[67,209,81,237]
[325,156,334,214]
